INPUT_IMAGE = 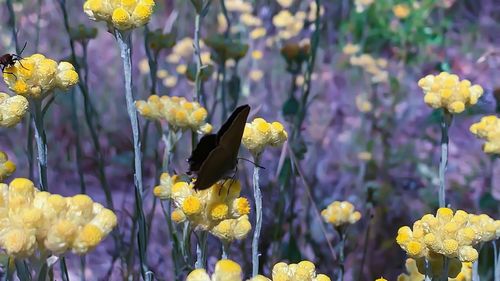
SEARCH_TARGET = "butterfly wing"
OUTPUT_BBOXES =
[187,134,217,174]
[193,146,234,190]
[217,105,251,143]
[217,105,250,162]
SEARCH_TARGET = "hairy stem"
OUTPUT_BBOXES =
[31,99,48,191]
[115,30,150,281]
[439,111,452,208]
[195,231,208,269]
[252,155,262,276]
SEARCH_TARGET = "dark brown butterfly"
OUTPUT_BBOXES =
[188,104,250,190]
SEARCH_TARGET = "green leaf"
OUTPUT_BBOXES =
[282,235,302,263]
[282,96,299,116]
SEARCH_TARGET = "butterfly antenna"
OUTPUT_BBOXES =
[237,157,265,169]
[19,42,27,56]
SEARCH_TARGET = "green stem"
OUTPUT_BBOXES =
[194,13,203,103]
[337,229,346,281]
[251,155,262,277]
[6,0,20,53]
[439,111,452,208]
[31,99,48,191]
[15,259,32,281]
[115,30,150,281]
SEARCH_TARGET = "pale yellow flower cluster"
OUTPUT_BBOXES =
[187,259,243,281]
[355,95,373,113]
[225,0,253,13]
[398,258,472,281]
[186,259,331,281]
[321,201,362,227]
[393,4,411,19]
[135,95,212,133]
[469,115,500,154]
[417,72,484,114]
[272,10,305,40]
[0,178,117,257]
[342,43,361,56]
[249,261,331,281]
[396,208,500,263]
[355,0,375,12]
[0,93,28,128]
[4,54,79,99]
[83,0,155,30]
[242,118,288,156]
[349,53,389,84]
[154,175,251,242]
[0,152,16,182]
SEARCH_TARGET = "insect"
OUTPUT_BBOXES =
[188,104,250,190]
[0,42,28,78]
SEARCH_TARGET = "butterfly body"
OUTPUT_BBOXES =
[188,105,250,190]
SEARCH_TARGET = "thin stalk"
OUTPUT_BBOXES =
[115,30,150,281]
[337,229,346,281]
[251,155,262,277]
[60,257,69,281]
[219,0,231,37]
[439,111,452,208]
[15,260,32,281]
[195,231,208,269]
[221,242,230,259]
[182,222,193,265]
[193,13,203,103]
[31,99,48,191]
[441,257,448,281]
[6,0,20,53]
[80,257,86,281]
[494,240,499,281]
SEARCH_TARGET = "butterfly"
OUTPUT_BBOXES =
[188,104,250,190]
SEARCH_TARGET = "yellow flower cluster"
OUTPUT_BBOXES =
[83,0,155,30]
[242,118,288,156]
[398,258,472,281]
[417,72,484,114]
[154,175,251,242]
[469,115,500,154]
[135,95,212,133]
[0,178,117,257]
[393,4,411,19]
[249,260,331,281]
[321,201,362,227]
[396,208,500,263]
[0,152,16,182]
[272,10,305,40]
[3,54,79,99]
[349,53,389,84]
[355,0,375,12]
[0,93,28,128]
[186,259,243,281]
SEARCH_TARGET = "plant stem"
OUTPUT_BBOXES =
[115,30,150,281]
[439,111,452,208]
[70,89,87,195]
[60,257,69,281]
[193,13,203,103]
[31,99,48,191]
[337,229,346,281]
[494,240,499,281]
[195,231,208,269]
[222,242,230,259]
[252,155,262,277]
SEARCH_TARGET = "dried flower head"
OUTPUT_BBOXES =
[397,258,472,280]
[418,72,483,114]
[83,0,155,30]
[470,115,500,154]
[186,259,243,281]
[3,54,78,99]
[0,151,16,182]
[0,178,117,257]
[321,201,362,227]
[242,118,288,156]
[396,208,500,263]
[0,93,28,128]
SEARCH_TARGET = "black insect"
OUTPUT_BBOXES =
[188,104,250,190]
[0,42,27,78]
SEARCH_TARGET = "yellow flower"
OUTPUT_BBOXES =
[250,27,267,39]
[418,72,483,114]
[470,115,500,154]
[0,151,16,182]
[0,178,117,257]
[186,269,211,281]
[249,69,264,82]
[270,260,331,281]
[397,208,500,263]
[83,0,155,31]
[243,118,288,156]
[277,0,293,8]
[0,93,28,128]
[342,43,360,55]
[393,4,411,19]
[3,55,78,99]
[211,215,251,242]
[321,201,362,227]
